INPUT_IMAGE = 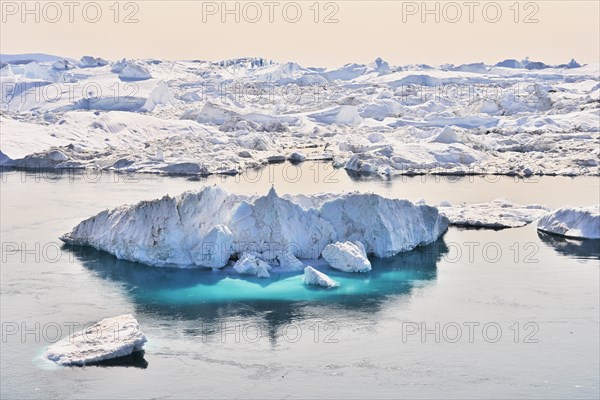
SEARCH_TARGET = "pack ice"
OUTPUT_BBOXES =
[60,186,449,269]
[44,314,147,366]
[1,55,598,177]
[537,205,600,239]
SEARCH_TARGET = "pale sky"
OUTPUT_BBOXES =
[1,1,599,67]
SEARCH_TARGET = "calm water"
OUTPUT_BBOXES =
[1,165,599,399]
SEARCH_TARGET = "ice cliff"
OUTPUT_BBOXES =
[60,186,449,268]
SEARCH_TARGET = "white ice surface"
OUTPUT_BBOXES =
[1,57,598,177]
[233,253,272,278]
[321,241,372,273]
[303,266,340,287]
[537,205,600,239]
[43,314,147,366]
[438,199,550,228]
[118,62,152,81]
[60,186,449,268]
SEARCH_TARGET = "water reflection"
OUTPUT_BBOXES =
[538,231,600,260]
[64,240,448,341]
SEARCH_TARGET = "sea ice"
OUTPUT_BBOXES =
[438,199,550,229]
[43,314,147,366]
[1,56,598,177]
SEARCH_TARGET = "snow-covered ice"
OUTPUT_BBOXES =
[233,253,272,278]
[438,199,550,229]
[118,61,152,81]
[303,266,340,288]
[321,241,372,273]
[537,205,600,239]
[1,56,598,177]
[60,186,449,269]
[43,314,147,366]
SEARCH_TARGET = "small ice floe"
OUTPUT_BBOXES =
[537,205,600,239]
[322,241,371,273]
[303,266,339,288]
[233,253,272,278]
[288,152,306,163]
[43,314,147,366]
[266,154,286,163]
[437,199,549,229]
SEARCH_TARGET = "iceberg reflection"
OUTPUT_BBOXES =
[538,231,600,260]
[64,240,448,341]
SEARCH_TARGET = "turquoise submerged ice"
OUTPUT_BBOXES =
[66,241,445,305]
[60,186,449,270]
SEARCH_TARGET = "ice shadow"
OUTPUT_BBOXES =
[537,231,600,260]
[84,351,148,369]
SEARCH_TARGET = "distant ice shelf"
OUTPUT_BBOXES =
[1,55,598,177]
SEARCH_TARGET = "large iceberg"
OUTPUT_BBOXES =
[44,314,147,366]
[537,205,600,239]
[60,186,449,268]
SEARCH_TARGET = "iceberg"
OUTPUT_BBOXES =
[60,186,449,269]
[43,314,147,366]
[140,81,173,111]
[537,205,600,239]
[303,266,340,288]
[79,55,109,68]
[51,59,76,70]
[322,241,372,273]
